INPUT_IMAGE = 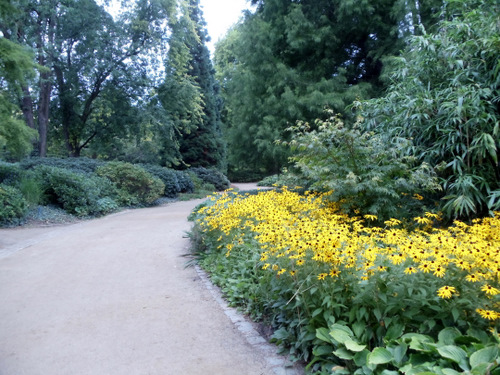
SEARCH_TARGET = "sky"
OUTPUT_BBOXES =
[199,0,254,55]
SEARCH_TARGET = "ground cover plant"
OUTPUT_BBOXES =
[191,188,500,374]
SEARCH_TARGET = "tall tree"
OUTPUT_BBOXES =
[158,0,225,170]
[4,0,174,157]
[216,0,444,174]
[178,0,225,170]
[0,0,37,159]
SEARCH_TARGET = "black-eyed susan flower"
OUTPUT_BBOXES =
[476,308,499,320]
[437,285,457,299]
[481,284,500,296]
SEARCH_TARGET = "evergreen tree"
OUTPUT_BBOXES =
[216,0,444,175]
[178,0,225,170]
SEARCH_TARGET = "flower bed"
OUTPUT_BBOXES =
[192,188,500,374]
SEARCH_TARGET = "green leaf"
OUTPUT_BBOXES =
[330,324,354,345]
[438,328,461,345]
[345,339,367,352]
[316,327,332,343]
[442,369,462,375]
[368,347,393,365]
[334,347,355,360]
[470,345,499,368]
[313,345,334,357]
[437,345,469,370]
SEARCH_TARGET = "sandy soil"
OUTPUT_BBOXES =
[0,184,299,375]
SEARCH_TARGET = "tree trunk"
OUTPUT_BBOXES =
[20,86,35,130]
[38,73,51,157]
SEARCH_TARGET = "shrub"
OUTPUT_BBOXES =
[33,165,116,216]
[20,157,104,174]
[96,162,165,206]
[175,170,195,193]
[139,164,180,198]
[17,174,43,207]
[189,167,230,191]
[0,183,28,224]
[0,161,22,184]
[282,113,441,222]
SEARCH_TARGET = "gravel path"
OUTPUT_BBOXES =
[0,184,301,375]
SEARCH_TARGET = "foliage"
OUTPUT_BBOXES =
[0,160,22,184]
[282,113,441,221]
[0,183,28,224]
[0,94,37,160]
[175,170,195,193]
[357,0,500,219]
[33,165,117,217]
[192,188,500,373]
[20,157,104,174]
[215,0,443,174]
[139,163,181,198]
[96,161,165,206]
[189,166,230,191]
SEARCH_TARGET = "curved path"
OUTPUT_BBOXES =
[0,184,301,375]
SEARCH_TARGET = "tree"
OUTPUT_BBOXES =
[178,0,225,170]
[216,0,444,175]
[357,0,499,218]
[0,0,37,159]
[4,0,174,157]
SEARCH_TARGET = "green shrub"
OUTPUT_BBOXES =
[189,167,230,191]
[33,165,116,216]
[17,174,43,207]
[228,168,266,183]
[20,157,104,174]
[0,183,28,224]
[282,113,441,222]
[0,161,22,184]
[139,164,180,198]
[96,161,165,206]
[175,170,195,193]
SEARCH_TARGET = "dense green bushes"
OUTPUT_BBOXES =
[96,162,165,206]
[0,157,231,226]
[0,183,28,224]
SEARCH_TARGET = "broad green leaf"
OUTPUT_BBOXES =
[313,345,334,357]
[442,369,462,375]
[330,324,354,345]
[470,345,499,368]
[334,347,354,360]
[368,347,393,365]
[316,327,332,343]
[438,327,461,345]
[344,339,366,352]
[437,345,469,370]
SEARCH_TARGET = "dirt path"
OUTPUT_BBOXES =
[0,184,300,375]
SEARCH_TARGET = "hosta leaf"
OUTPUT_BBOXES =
[470,345,499,368]
[368,347,393,365]
[344,339,366,352]
[437,345,469,370]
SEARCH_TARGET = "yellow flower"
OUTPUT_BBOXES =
[481,284,500,296]
[437,285,457,299]
[262,263,270,270]
[404,266,418,275]
[413,193,424,201]
[364,214,378,221]
[317,273,328,280]
[476,308,499,320]
[296,259,305,266]
[465,273,480,282]
[272,264,279,271]
[278,268,287,275]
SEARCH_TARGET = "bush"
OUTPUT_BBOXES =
[189,167,230,191]
[17,174,43,207]
[0,161,22,184]
[33,165,116,216]
[96,161,165,206]
[139,164,180,198]
[175,170,195,193]
[0,183,28,224]
[282,113,441,222]
[20,157,104,174]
